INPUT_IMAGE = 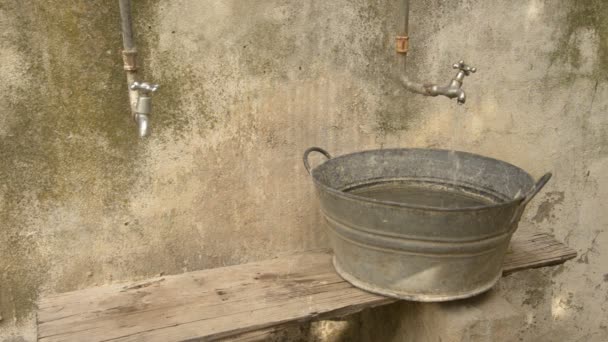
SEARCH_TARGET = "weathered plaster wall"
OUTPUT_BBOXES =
[1,0,606,341]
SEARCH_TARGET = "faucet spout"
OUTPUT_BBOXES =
[135,113,149,137]
[457,90,466,104]
[428,80,467,104]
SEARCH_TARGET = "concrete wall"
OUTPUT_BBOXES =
[1,0,606,341]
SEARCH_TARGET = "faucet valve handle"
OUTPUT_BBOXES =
[452,60,477,76]
[130,81,160,94]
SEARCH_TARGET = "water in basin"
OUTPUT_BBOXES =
[347,181,496,209]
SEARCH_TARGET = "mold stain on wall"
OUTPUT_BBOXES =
[548,0,608,80]
[0,0,140,323]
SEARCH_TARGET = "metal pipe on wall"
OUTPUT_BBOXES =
[118,0,139,115]
[119,0,135,50]
[397,0,434,96]
[400,0,409,36]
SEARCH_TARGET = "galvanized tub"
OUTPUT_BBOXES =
[303,147,551,301]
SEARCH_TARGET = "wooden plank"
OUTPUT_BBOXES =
[37,233,576,342]
[502,233,577,275]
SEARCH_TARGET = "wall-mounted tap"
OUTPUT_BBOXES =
[400,60,477,105]
[130,81,159,137]
[426,61,476,104]
[119,1,160,138]
[397,0,477,104]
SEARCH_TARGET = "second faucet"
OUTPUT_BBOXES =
[130,81,159,137]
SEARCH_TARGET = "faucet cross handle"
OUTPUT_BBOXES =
[130,81,159,94]
[452,60,477,76]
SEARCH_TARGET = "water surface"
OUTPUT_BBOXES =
[348,182,495,209]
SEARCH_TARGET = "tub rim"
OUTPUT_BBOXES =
[305,147,549,213]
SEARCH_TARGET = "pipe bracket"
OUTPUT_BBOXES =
[122,49,137,71]
[396,35,409,54]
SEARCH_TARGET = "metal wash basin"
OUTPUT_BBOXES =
[303,147,551,301]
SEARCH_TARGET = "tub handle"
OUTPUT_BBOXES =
[303,147,332,174]
[522,172,552,206]
[509,172,552,227]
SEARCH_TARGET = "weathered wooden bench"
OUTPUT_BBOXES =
[37,232,576,342]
